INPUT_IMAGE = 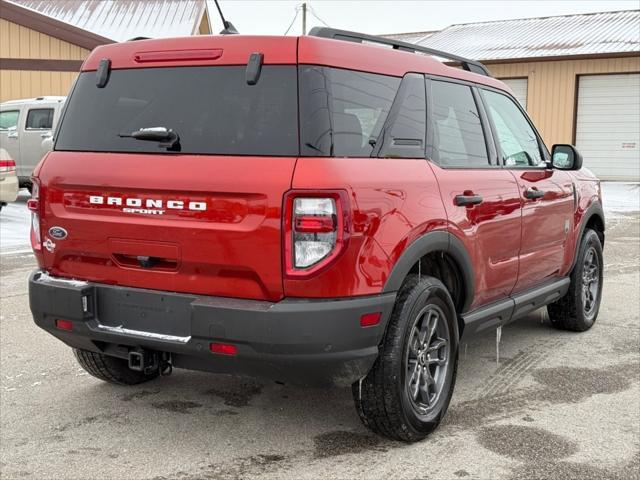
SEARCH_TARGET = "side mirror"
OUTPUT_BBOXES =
[551,144,583,170]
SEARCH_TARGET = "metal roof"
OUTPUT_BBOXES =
[415,10,640,62]
[8,0,208,42]
[381,31,437,44]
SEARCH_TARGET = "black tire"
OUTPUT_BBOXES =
[548,228,603,332]
[73,348,159,385]
[352,275,459,442]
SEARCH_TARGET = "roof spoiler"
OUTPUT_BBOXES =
[308,27,491,77]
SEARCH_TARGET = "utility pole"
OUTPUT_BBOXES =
[301,2,307,35]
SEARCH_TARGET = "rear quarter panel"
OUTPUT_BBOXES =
[287,157,447,298]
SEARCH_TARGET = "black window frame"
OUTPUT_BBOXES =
[478,85,550,170]
[25,108,54,130]
[374,72,427,159]
[425,75,499,169]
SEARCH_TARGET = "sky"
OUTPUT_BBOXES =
[207,0,640,36]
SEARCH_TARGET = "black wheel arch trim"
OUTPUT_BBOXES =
[571,201,605,272]
[382,230,475,313]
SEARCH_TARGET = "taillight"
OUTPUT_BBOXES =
[284,191,349,277]
[30,179,41,252]
[0,160,16,173]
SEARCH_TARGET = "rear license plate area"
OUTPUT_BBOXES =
[96,288,194,338]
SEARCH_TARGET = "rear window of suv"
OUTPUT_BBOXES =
[55,66,298,156]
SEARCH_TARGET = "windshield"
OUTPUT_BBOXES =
[55,65,298,156]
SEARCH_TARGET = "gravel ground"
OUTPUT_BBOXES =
[1,211,638,480]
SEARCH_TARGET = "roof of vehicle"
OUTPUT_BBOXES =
[80,35,509,92]
[1,96,66,107]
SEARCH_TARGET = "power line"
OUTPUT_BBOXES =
[283,6,301,35]
[308,4,331,28]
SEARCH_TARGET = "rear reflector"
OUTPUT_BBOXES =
[26,199,39,212]
[360,312,381,328]
[0,160,16,173]
[55,319,73,331]
[210,343,237,356]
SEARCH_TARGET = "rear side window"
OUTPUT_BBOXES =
[26,108,54,129]
[55,66,298,156]
[299,66,400,157]
[0,110,19,130]
[429,81,488,167]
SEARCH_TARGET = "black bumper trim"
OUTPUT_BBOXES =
[29,270,396,386]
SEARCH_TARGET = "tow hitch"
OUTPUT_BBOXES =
[128,349,172,375]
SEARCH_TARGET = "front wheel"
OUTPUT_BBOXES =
[352,275,459,442]
[548,228,603,331]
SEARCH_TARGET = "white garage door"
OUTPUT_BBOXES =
[501,78,528,109]
[576,74,640,181]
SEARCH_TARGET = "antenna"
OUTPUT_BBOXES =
[212,0,239,35]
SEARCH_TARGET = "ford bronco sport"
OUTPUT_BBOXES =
[28,28,605,442]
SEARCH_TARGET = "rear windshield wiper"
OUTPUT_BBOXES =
[119,127,181,151]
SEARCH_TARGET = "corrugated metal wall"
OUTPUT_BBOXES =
[490,56,640,147]
[0,19,89,102]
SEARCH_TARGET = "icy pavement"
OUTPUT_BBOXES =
[0,191,32,254]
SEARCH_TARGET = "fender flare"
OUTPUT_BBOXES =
[382,230,475,313]
[570,201,605,271]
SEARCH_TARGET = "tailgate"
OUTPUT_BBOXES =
[38,151,294,301]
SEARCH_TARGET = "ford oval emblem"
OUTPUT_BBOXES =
[48,226,68,240]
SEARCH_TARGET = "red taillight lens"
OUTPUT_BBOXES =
[284,191,349,278]
[360,312,381,328]
[30,179,41,251]
[0,160,16,173]
[55,319,73,331]
[210,343,237,356]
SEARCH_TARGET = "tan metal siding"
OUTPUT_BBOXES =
[0,19,89,59]
[491,56,640,148]
[1,70,77,102]
[0,19,88,102]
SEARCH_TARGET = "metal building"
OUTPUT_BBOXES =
[387,10,640,181]
[0,0,211,102]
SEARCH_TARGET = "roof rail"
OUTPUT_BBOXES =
[308,27,492,77]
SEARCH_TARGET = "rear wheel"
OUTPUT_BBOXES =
[548,229,603,331]
[352,275,459,442]
[73,348,159,385]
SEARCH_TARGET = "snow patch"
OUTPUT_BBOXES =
[601,182,640,214]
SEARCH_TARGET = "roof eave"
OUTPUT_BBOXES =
[479,51,640,65]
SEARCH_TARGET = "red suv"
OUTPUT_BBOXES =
[28,28,605,442]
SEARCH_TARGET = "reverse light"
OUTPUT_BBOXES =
[210,343,237,356]
[284,191,349,277]
[0,159,16,173]
[55,319,73,331]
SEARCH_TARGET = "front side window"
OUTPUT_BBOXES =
[483,90,544,167]
[26,108,54,130]
[429,81,489,167]
[299,66,400,157]
[55,66,298,156]
[0,110,19,130]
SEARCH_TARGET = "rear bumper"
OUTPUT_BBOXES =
[29,270,396,386]
[0,175,19,203]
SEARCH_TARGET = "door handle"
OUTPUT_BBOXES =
[7,133,18,139]
[524,187,545,200]
[40,132,53,138]
[455,194,483,206]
